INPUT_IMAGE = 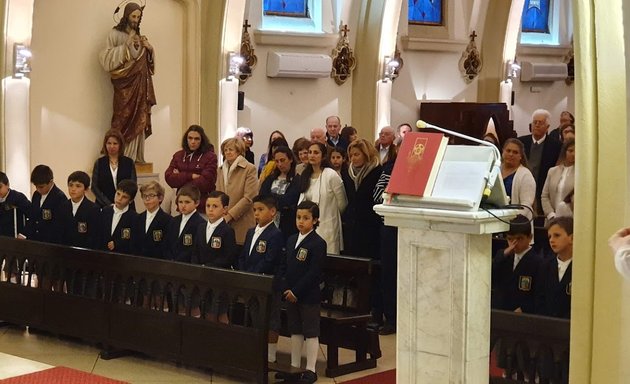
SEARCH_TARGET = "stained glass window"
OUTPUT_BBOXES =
[408,0,443,26]
[521,0,551,33]
[264,0,309,18]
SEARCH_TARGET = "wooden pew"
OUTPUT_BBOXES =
[0,237,273,384]
[277,254,382,377]
[490,309,570,384]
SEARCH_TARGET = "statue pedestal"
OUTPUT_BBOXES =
[373,204,517,384]
[135,162,154,174]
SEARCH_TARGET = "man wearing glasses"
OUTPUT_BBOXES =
[518,109,562,217]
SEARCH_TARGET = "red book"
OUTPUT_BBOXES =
[386,132,448,197]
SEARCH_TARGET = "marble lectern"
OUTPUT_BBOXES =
[373,204,517,384]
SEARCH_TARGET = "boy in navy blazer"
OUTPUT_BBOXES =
[239,194,284,363]
[98,179,138,254]
[278,200,326,384]
[167,184,206,263]
[19,165,67,243]
[136,181,173,259]
[192,190,236,268]
[57,171,100,249]
[0,171,31,238]
[491,214,542,313]
[536,217,573,319]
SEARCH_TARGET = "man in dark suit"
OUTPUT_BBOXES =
[518,109,561,214]
[135,181,173,259]
[20,165,67,243]
[325,116,348,151]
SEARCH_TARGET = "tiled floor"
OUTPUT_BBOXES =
[0,324,395,383]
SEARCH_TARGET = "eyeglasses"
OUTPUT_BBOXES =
[532,120,548,126]
[142,194,158,200]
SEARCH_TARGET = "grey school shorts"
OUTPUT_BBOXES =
[286,302,320,338]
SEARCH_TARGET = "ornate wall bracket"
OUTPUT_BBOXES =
[239,20,258,85]
[331,24,357,85]
[459,31,482,83]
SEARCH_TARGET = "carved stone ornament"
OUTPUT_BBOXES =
[564,40,574,85]
[459,31,483,83]
[239,19,258,85]
[331,24,357,85]
[392,44,404,79]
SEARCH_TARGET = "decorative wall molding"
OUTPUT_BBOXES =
[253,30,337,47]
[401,36,468,52]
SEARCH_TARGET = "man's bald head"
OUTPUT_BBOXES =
[325,116,341,138]
[310,127,327,144]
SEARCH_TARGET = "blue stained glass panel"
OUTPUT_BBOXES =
[408,0,443,26]
[521,0,550,33]
[264,0,308,17]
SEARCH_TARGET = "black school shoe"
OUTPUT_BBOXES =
[297,370,318,383]
[379,323,396,335]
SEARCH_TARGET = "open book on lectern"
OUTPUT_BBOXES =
[384,145,509,211]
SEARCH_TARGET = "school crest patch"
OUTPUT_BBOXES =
[121,228,131,239]
[183,233,193,246]
[296,247,308,261]
[566,282,571,296]
[211,236,222,249]
[152,230,163,242]
[256,240,267,253]
[42,209,52,220]
[518,276,532,291]
[77,222,88,234]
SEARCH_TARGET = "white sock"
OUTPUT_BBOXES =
[291,334,304,368]
[268,343,277,363]
[305,337,319,373]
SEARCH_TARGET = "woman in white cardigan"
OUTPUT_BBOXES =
[501,138,536,219]
[541,139,575,221]
[298,141,348,254]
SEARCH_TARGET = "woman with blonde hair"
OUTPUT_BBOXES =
[216,137,258,246]
[541,139,575,220]
[501,138,536,219]
[341,138,383,258]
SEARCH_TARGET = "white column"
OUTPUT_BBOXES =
[374,205,517,384]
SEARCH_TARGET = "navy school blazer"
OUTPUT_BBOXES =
[98,206,138,255]
[167,212,206,263]
[239,223,284,274]
[56,198,101,249]
[192,220,237,268]
[135,208,173,259]
[278,230,326,305]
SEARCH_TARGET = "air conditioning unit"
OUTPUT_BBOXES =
[266,51,332,78]
[520,61,568,82]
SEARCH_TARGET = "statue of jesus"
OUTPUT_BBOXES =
[99,2,156,163]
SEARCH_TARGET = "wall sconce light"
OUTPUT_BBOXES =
[505,59,521,81]
[227,52,245,81]
[382,55,400,83]
[13,43,32,79]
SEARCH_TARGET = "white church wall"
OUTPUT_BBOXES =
[510,51,575,136]
[237,1,357,166]
[29,0,184,191]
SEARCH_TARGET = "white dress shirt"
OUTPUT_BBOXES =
[111,205,129,235]
[249,221,272,255]
[557,257,572,281]
[205,217,224,243]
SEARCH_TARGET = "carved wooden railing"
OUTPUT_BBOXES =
[491,309,570,384]
[0,237,273,384]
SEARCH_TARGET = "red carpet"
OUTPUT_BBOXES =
[339,369,396,384]
[1,366,129,384]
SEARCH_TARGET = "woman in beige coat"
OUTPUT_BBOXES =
[541,139,575,221]
[216,137,258,246]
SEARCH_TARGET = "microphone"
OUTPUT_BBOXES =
[416,120,502,201]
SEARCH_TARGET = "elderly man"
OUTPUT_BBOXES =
[310,127,327,144]
[375,126,397,164]
[325,116,348,150]
[518,109,561,215]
